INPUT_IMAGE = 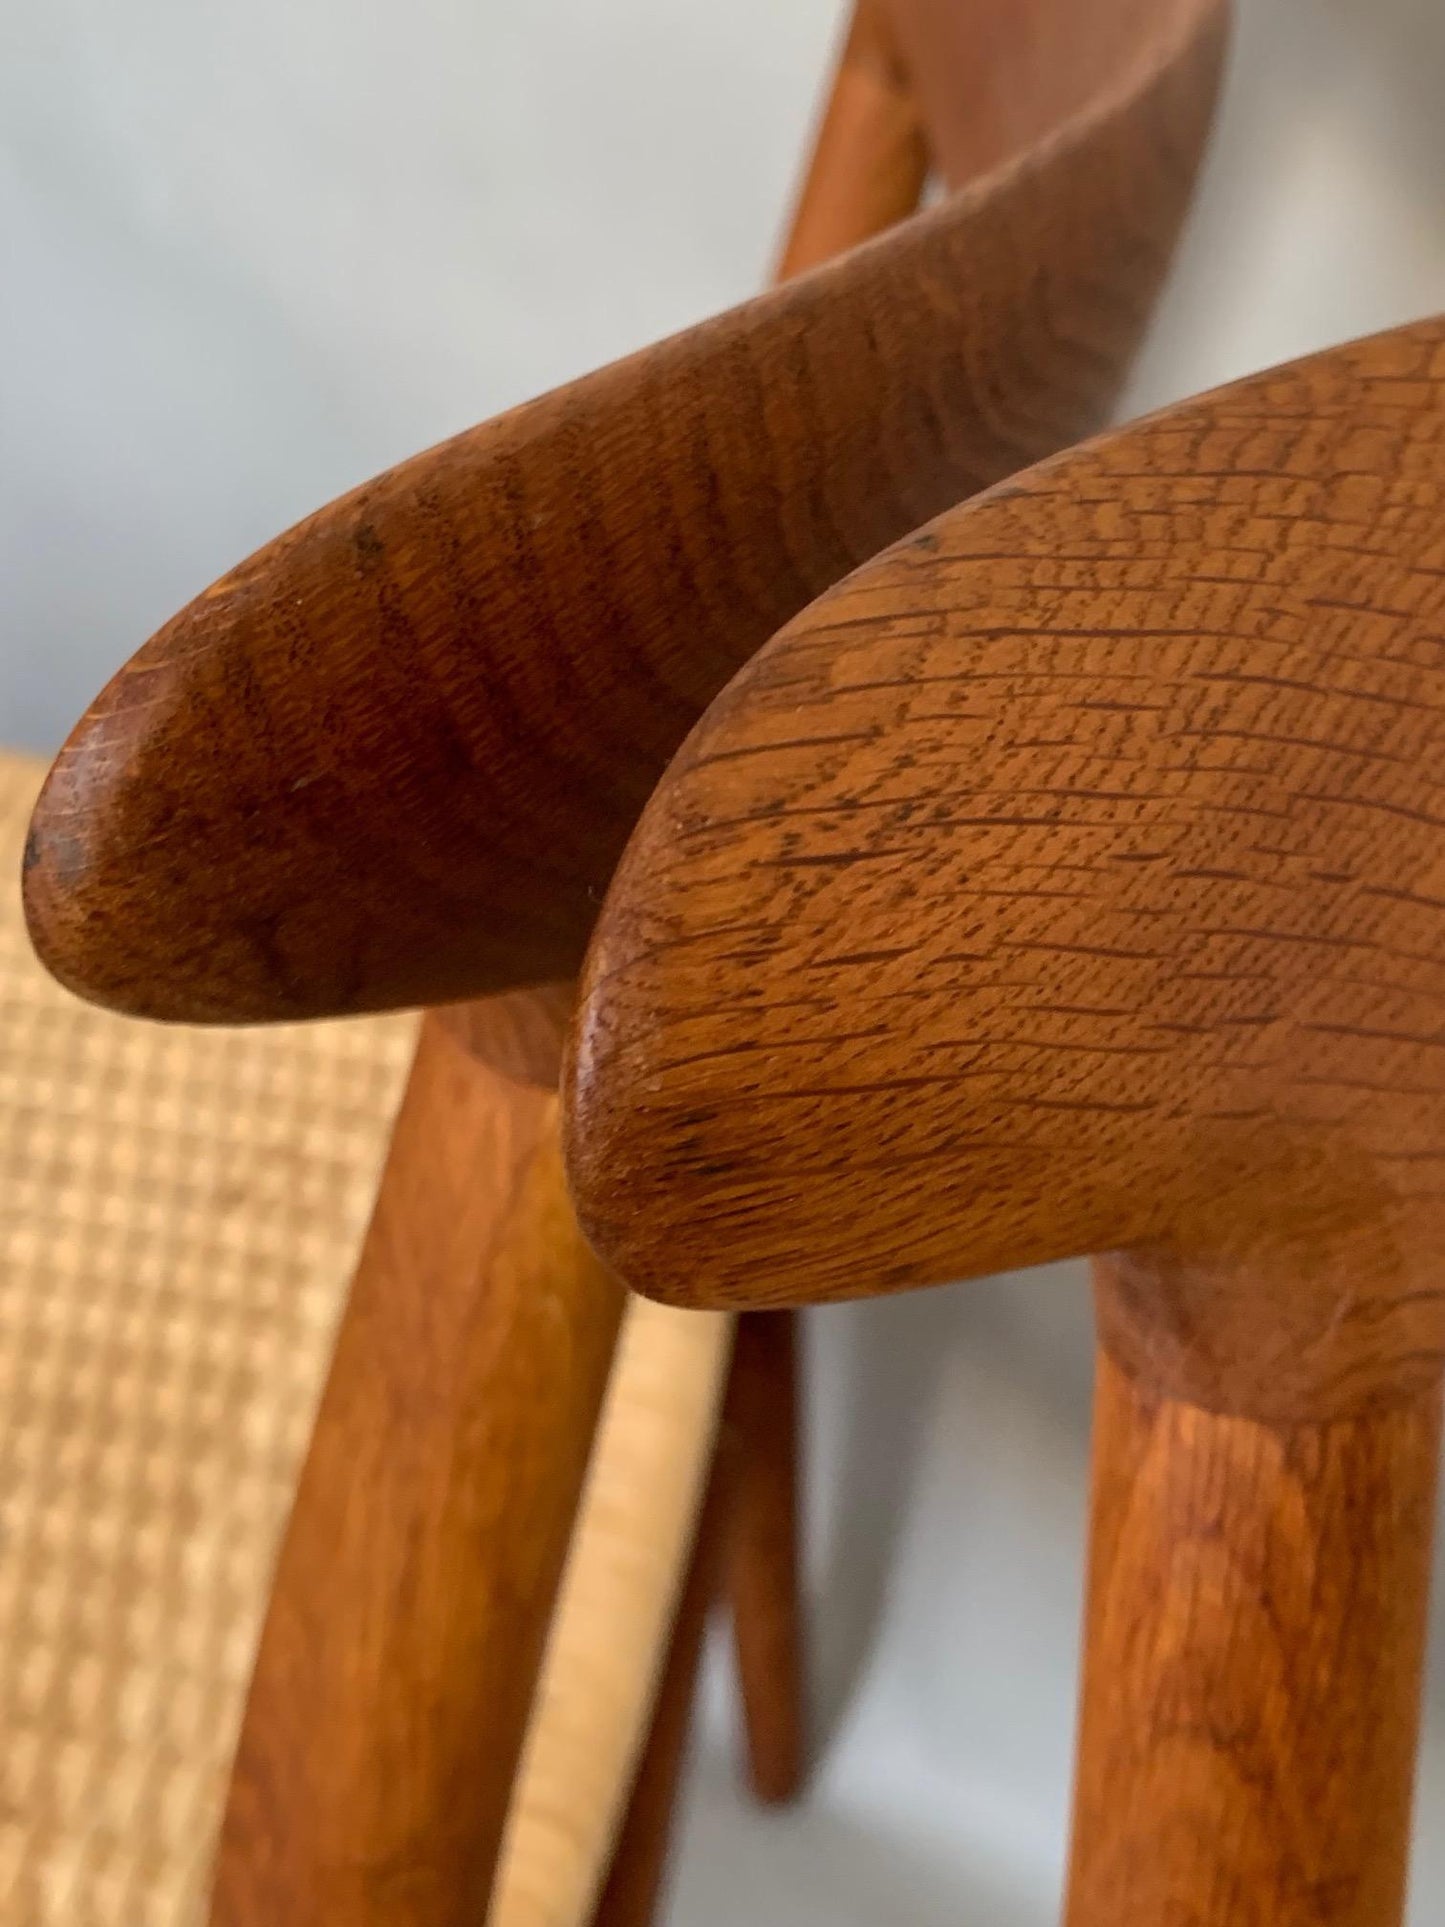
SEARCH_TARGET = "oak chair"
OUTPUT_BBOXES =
[564,317,1445,1927]
[0,750,722,1927]
[21,0,1229,1921]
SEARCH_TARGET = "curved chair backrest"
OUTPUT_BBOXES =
[563,314,1445,1398]
[24,0,1228,1023]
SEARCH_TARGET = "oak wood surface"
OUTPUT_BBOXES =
[206,16,948,1917]
[565,314,1445,1374]
[1066,1318,1440,1927]
[210,1009,624,1927]
[23,0,1227,1023]
[713,0,938,1815]
[207,15,931,1916]
[23,5,1227,1915]
[563,314,1445,1927]
[888,0,1191,187]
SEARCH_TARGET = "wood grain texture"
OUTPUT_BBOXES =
[211,20,932,1918]
[23,0,1227,1022]
[714,0,934,1816]
[1066,1328,1440,1927]
[727,0,934,1815]
[564,317,1445,1927]
[565,315,1445,1381]
[210,1010,624,1927]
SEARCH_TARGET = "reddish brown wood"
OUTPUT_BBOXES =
[210,1009,623,1927]
[564,315,1445,1337]
[718,0,936,1814]
[562,315,1445,1927]
[209,18,932,1915]
[204,18,939,1917]
[724,1312,805,1806]
[433,980,573,1087]
[773,0,928,282]
[23,0,1227,1024]
[20,8,1229,1916]
[1067,1276,1441,1927]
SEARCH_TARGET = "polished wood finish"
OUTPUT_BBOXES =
[210,14,937,1914]
[722,0,936,1811]
[773,0,928,283]
[563,315,1445,1927]
[211,1010,624,1927]
[725,1312,805,1805]
[203,15,944,1914]
[1067,1323,1440,1927]
[24,0,1227,1023]
[565,315,1445,1339]
[24,5,1229,1914]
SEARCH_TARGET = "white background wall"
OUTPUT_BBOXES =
[5,0,1445,1919]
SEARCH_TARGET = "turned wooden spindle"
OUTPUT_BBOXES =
[723,1310,807,1806]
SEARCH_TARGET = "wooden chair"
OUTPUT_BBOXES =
[20,1,1229,1921]
[563,316,1445,1927]
[0,748,724,1927]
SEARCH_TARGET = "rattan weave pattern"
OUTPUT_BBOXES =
[0,752,418,1926]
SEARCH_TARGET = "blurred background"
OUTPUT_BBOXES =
[5,0,1445,1920]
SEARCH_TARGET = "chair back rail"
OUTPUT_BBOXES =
[24,0,1228,1023]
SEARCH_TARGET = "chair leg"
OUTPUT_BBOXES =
[726,1311,806,1805]
[1066,1264,1441,1927]
[210,1007,624,1927]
